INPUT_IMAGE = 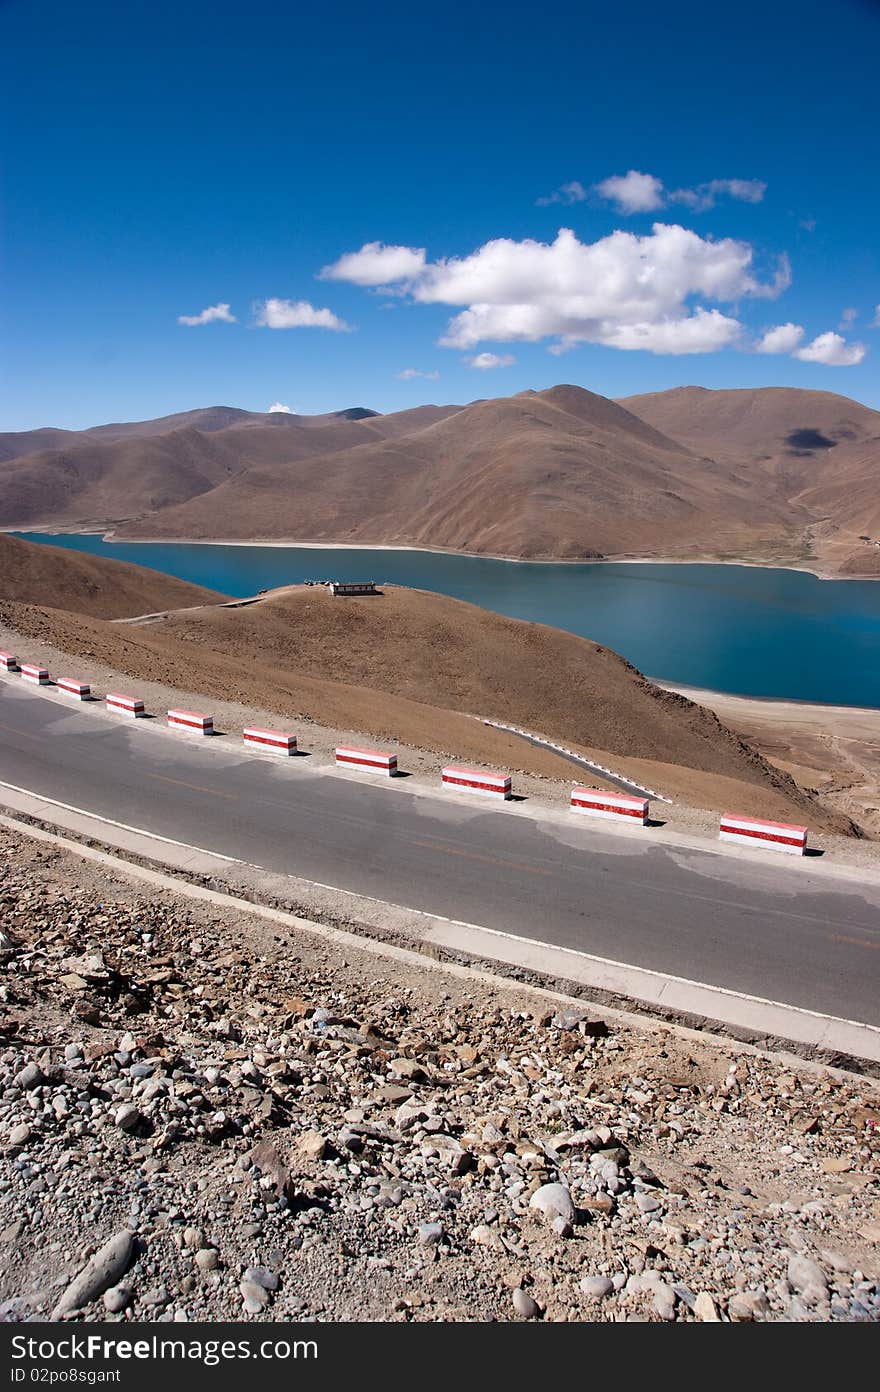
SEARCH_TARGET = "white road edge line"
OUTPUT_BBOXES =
[1,778,876,1044]
[0,778,254,867]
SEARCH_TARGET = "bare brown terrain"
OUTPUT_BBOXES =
[0,538,852,831]
[620,386,880,576]
[668,685,880,839]
[0,532,225,619]
[8,383,879,567]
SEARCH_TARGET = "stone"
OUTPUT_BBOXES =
[580,1275,614,1299]
[529,1182,576,1227]
[512,1288,540,1318]
[14,1062,43,1091]
[243,1266,278,1291]
[114,1104,142,1133]
[194,1248,219,1272]
[183,1227,206,1251]
[635,1192,661,1215]
[52,1231,136,1317]
[417,1223,444,1247]
[8,1123,31,1147]
[728,1290,770,1321]
[652,1282,677,1320]
[787,1253,828,1304]
[297,1130,330,1162]
[694,1291,720,1322]
[470,1224,505,1250]
[103,1284,131,1313]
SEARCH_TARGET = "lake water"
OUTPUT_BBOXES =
[12,532,880,708]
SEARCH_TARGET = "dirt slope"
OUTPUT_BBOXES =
[0,583,847,831]
[0,532,225,619]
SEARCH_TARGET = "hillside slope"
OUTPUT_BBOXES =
[115,386,799,558]
[0,532,225,618]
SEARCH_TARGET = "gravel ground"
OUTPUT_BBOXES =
[1,823,879,1323]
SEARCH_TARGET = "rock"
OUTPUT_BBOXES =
[296,1130,330,1162]
[52,1231,136,1317]
[549,1009,608,1035]
[14,1062,43,1090]
[194,1248,219,1272]
[183,1227,206,1251]
[243,1266,278,1292]
[141,1287,170,1308]
[551,1214,573,1238]
[580,1275,614,1299]
[512,1287,540,1318]
[240,1280,269,1313]
[417,1223,444,1247]
[470,1224,505,1250]
[787,1253,829,1304]
[114,1104,142,1133]
[529,1182,575,1227]
[103,1285,131,1314]
[635,1192,661,1215]
[728,1290,769,1321]
[8,1123,31,1147]
[652,1282,677,1320]
[694,1291,720,1322]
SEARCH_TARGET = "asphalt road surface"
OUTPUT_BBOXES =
[2,680,879,1025]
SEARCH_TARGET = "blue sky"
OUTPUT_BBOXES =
[2,0,878,430]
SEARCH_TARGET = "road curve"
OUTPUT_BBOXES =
[1,680,879,1026]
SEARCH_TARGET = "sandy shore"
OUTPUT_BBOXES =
[6,526,845,578]
[665,684,880,837]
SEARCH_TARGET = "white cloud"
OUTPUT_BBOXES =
[671,178,766,212]
[394,368,440,380]
[177,302,236,326]
[327,222,790,357]
[464,352,516,369]
[595,170,664,214]
[267,402,293,413]
[536,180,588,207]
[756,322,805,354]
[839,306,858,328]
[319,241,426,287]
[255,299,351,331]
[593,172,766,216]
[793,331,866,367]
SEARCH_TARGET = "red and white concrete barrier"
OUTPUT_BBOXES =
[168,708,214,736]
[441,765,511,800]
[57,678,91,701]
[20,664,49,686]
[0,652,18,672]
[335,745,397,776]
[244,727,297,755]
[570,787,649,824]
[719,814,808,856]
[106,693,146,718]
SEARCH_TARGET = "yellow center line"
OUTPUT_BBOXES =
[143,772,235,799]
[411,837,553,877]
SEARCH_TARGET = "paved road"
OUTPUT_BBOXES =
[1,680,879,1025]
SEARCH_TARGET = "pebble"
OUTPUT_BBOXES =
[512,1287,540,1318]
[528,1183,576,1226]
[114,1104,142,1133]
[103,1284,131,1313]
[52,1231,135,1317]
[580,1275,614,1299]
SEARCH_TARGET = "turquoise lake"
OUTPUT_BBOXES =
[12,532,880,708]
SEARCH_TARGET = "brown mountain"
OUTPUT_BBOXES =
[113,385,798,558]
[2,384,878,571]
[620,386,880,575]
[0,532,225,619]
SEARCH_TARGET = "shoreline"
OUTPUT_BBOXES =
[7,526,847,581]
